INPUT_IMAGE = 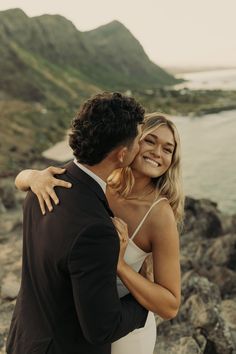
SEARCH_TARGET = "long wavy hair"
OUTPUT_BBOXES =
[108,112,185,227]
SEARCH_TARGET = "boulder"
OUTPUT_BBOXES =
[0,211,22,237]
[0,301,15,353]
[180,272,234,354]
[205,234,236,270]
[198,266,236,297]
[0,180,17,210]
[221,299,236,349]
[183,197,223,238]
[1,273,20,300]
[0,198,6,214]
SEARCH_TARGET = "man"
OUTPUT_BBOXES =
[7,92,148,354]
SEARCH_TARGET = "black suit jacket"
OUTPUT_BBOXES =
[6,161,147,354]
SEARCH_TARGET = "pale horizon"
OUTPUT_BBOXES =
[0,0,236,69]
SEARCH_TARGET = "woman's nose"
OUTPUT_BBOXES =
[151,145,161,157]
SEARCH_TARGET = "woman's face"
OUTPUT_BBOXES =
[131,124,175,178]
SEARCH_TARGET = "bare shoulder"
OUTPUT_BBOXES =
[150,198,175,225]
[147,198,178,243]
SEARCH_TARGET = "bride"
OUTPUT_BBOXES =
[15,112,183,354]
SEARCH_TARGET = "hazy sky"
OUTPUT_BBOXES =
[0,0,235,68]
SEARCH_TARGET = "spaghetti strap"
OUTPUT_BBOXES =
[130,197,168,240]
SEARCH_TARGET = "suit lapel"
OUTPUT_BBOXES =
[64,161,114,217]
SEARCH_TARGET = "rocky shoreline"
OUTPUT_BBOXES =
[0,180,236,354]
[154,197,236,354]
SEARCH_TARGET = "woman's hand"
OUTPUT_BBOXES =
[28,166,72,215]
[111,217,129,273]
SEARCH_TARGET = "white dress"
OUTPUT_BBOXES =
[112,198,167,354]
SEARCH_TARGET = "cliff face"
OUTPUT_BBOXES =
[0,8,179,175]
[0,8,177,100]
[0,182,236,353]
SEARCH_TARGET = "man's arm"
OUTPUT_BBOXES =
[68,222,148,345]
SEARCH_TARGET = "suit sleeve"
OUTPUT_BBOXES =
[68,222,148,345]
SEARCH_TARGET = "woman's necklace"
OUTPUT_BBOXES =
[125,183,159,202]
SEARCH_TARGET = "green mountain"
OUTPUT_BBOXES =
[0,8,177,99]
[0,8,178,174]
[81,20,177,89]
[0,8,99,103]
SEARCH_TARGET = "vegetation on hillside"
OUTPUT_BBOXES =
[0,9,235,175]
[133,88,236,116]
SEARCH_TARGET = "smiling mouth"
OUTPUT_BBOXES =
[143,157,160,167]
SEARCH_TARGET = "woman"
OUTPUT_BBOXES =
[15,113,183,354]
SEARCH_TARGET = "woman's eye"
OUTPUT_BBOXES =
[145,138,154,144]
[164,148,173,154]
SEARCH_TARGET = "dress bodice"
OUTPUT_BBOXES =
[116,197,167,297]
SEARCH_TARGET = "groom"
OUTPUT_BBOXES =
[7,92,148,354]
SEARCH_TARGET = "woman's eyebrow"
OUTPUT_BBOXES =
[166,142,175,148]
[148,134,175,147]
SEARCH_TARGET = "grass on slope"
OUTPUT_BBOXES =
[0,100,73,174]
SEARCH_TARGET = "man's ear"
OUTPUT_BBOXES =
[117,146,128,164]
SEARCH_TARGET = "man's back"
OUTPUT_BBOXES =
[7,162,147,354]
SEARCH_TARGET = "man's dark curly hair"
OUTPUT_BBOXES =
[69,92,145,165]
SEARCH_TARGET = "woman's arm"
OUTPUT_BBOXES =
[15,167,71,214]
[117,201,181,320]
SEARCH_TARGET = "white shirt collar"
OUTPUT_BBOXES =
[73,159,106,194]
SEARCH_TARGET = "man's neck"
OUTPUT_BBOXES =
[80,163,113,183]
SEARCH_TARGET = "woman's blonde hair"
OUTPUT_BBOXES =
[108,112,185,226]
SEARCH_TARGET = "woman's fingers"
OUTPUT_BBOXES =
[112,218,128,243]
[53,178,72,189]
[42,192,53,212]
[112,216,126,226]
[37,195,46,215]
[112,218,127,231]
[47,189,59,205]
[28,166,70,215]
[47,166,65,175]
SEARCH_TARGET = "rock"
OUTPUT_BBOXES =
[181,271,221,304]
[0,180,17,210]
[221,213,236,234]
[1,273,20,300]
[231,214,236,233]
[183,197,223,238]
[180,273,235,353]
[0,301,15,353]
[0,332,7,354]
[155,322,199,354]
[0,198,6,214]
[180,274,221,339]
[154,336,203,354]
[183,293,219,330]
[155,322,206,354]
[221,299,236,329]
[180,254,194,273]
[205,234,236,270]
[180,237,211,270]
[180,232,236,277]
[173,336,203,354]
[221,299,236,349]
[0,211,22,237]
[198,266,236,297]
[0,220,16,236]
[193,330,208,352]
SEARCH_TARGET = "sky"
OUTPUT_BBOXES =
[0,0,236,68]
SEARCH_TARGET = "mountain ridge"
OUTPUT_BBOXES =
[0,8,178,173]
[0,8,178,95]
